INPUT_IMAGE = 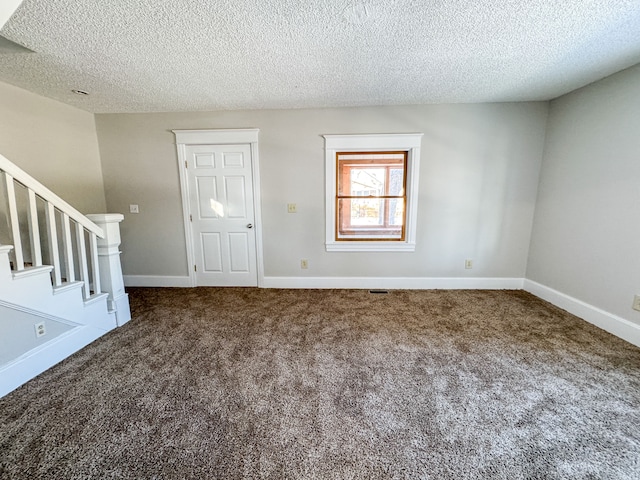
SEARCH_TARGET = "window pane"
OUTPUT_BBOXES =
[335,151,407,241]
[388,197,404,225]
[337,198,404,240]
[337,153,406,197]
[344,197,384,226]
[349,168,385,196]
[388,168,404,196]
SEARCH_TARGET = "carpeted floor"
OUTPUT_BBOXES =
[1,288,640,479]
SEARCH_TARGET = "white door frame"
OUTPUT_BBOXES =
[173,129,264,287]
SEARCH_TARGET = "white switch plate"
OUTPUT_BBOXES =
[287,203,297,213]
[129,204,139,214]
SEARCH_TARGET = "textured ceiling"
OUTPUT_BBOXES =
[0,0,639,113]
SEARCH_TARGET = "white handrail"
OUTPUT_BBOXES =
[0,153,104,238]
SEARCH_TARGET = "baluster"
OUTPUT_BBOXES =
[75,223,90,299]
[2,173,24,270]
[45,202,62,285]
[61,213,75,282]
[27,189,43,267]
[89,232,101,295]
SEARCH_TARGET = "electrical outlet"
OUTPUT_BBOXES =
[129,204,139,214]
[465,259,473,269]
[34,321,46,338]
[287,203,297,213]
[633,295,640,312]
[300,259,308,269]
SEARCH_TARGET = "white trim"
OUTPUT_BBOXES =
[123,275,192,288]
[12,265,54,279]
[173,128,259,145]
[323,133,423,252]
[174,141,196,287]
[52,281,83,295]
[326,242,417,252]
[323,133,423,149]
[84,292,109,306]
[173,128,263,288]
[263,276,524,290]
[0,325,105,398]
[523,279,640,348]
[246,141,264,287]
[86,213,124,224]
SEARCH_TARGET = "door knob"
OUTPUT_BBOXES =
[247,223,253,229]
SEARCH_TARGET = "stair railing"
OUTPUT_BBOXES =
[0,153,104,300]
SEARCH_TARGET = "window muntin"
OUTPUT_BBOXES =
[336,152,407,240]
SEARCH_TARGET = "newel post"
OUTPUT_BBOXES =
[86,214,131,326]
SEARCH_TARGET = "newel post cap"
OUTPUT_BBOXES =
[86,213,124,224]
[87,213,125,247]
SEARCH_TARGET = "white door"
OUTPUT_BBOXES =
[185,144,257,286]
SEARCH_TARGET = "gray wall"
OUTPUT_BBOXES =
[527,64,640,323]
[0,81,107,214]
[0,305,73,366]
[95,103,548,280]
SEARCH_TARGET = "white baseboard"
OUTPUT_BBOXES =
[262,276,524,290]
[523,279,640,348]
[0,325,106,398]
[113,293,131,326]
[123,275,192,288]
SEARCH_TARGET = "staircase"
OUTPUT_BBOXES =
[0,153,130,397]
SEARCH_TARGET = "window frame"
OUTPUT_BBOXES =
[323,133,423,252]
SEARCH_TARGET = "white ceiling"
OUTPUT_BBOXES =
[0,0,639,113]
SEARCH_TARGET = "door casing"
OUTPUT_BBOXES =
[173,129,264,287]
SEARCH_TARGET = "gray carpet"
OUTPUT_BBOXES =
[1,288,639,479]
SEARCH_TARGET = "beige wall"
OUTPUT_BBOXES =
[96,103,548,280]
[0,81,106,213]
[527,64,640,323]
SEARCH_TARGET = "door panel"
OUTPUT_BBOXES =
[224,176,247,218]
[201,233,223,272]
[194,153,214,167]
[228,233,250,272]
[186,144,257,286]
[196,177,219,218]
[223,152,244,167]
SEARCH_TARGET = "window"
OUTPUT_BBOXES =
[324,134,423,252]
[336,152,407,240]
